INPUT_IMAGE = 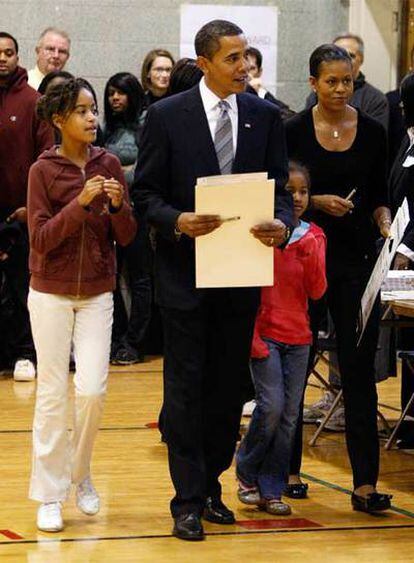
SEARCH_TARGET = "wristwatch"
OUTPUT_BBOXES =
[284,225,292,241]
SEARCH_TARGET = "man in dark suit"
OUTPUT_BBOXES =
[389,73,414,450]
[134,19,293,541]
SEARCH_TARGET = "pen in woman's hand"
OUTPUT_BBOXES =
[345,188,357,201]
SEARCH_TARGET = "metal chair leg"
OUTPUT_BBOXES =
[309,389,343,447]
[384,392,414,450]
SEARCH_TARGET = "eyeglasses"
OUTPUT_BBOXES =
[151,66,172,75]
[42,46,69,57]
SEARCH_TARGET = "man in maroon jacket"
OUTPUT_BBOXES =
[0,31,54,380]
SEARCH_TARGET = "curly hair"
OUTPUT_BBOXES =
[36,77,97,127]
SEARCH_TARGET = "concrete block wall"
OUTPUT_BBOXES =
[2,0,348,112]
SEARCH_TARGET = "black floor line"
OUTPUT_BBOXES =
[2,523,414,546]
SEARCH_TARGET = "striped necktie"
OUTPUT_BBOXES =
[214,100,233,174]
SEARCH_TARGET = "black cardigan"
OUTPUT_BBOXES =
[286,108,388,269]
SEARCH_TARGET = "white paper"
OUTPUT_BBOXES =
[195,177,275,288]
[358,198,410,341]
[180,5,279,95]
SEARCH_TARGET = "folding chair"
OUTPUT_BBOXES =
[308,335,392,447]
[384,350,414,450]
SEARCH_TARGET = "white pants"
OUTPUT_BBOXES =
[28,289,113,503]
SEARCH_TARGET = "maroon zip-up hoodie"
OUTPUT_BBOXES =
[0,67,54,213]
[28,146,137,296]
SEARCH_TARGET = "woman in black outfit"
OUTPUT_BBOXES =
[285,44,392,512]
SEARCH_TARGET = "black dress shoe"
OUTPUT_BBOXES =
[203,497,235,525]
[283,483,309,499]
[172,513,205,541]
[351,492,392,513]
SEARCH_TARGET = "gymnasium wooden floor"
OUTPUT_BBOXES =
[1,357,414,562]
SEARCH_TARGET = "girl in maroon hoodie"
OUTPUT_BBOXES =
[27,78,136,532]
[236,161,327,515]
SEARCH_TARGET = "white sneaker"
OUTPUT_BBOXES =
[13,359,36,382]
[76,476,100,515]
[318,405,346,432]
[242,400,256,417]
[37,502,63,532]
[303,391,337,423]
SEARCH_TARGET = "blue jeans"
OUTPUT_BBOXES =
[236,338,309,499]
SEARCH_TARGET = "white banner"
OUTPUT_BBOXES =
[180,4,278,95]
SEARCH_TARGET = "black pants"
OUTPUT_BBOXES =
[161,291,256,517]
[112,222,152,356]
[0,226,35,366]
[290,267,380,489]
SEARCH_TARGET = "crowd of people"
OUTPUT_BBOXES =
[0,18,412,540]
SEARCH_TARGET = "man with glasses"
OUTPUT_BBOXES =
[306,33,388,131]
[28,27,70,90]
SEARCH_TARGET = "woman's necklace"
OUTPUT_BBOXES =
[315,104,346,140]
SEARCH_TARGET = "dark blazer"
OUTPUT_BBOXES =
[386,89,406,166]
[389,134,414,251]
[133,84,292,310]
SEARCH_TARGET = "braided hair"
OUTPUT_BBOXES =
[36,77,98,128]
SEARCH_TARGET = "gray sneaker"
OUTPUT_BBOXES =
[317,405,346,432]
[261,499,292,516]
[303,391,337,423]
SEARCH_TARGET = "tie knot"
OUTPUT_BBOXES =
[218,100,230,112]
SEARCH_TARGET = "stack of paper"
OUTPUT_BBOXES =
[195,173,275,288]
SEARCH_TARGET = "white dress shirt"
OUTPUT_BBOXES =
[27,65,45,91]
[198,77,238,157]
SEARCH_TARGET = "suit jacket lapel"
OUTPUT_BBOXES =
[233,94,254,173]
[390,135,409,210]
[182,86,220,175]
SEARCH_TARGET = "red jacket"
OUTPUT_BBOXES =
[28,146,137,296]
[252,222,327,357]
[0,67,54,212]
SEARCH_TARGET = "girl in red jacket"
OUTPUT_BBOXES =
[236,161,327,515]
[27,78,136,532]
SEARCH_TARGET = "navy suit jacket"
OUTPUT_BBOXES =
[133,84,293,310]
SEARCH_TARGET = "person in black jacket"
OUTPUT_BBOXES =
[388,72,414,448]
[133,19,293,541]
[286,44,392,513]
